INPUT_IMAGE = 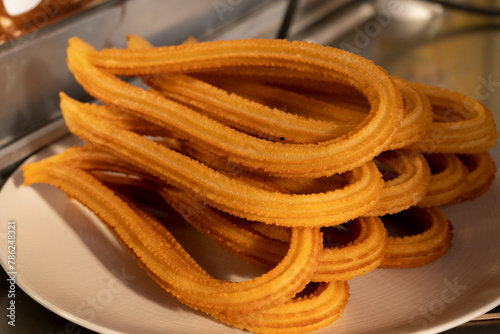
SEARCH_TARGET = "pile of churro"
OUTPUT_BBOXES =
[23,36,497,333]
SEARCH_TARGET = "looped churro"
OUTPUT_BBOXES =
[59,94,384,227]
[410,83,498,154]
[418,153,468,207]
[454,152,497,203]
[386,77,433,150]
[22,155,323,309]
[127,35,357,144]
[380,206,453,268]
[73,37,404,177]
[23,148,353,333]
[367,149,431,216]
[316,217,387,281]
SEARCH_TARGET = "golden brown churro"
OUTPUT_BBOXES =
[21,35,497,333]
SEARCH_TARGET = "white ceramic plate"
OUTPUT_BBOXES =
[1,134,499,334]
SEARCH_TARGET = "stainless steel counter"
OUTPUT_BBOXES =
[0,0,270,171]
